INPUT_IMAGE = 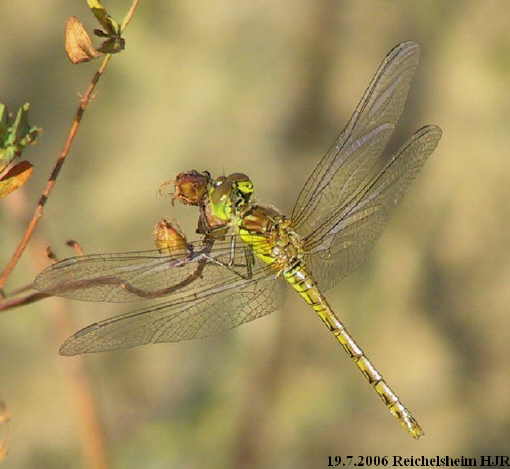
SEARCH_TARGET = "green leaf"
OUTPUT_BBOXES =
[11,103,31,145]
[87,0,120,36]
[0,101,41,170]
[0,148,16,169]
[0,104,7,141]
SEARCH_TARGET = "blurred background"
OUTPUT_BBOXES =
[1,0,510,467]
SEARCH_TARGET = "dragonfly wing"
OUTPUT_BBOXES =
[34,237,251,303]
[292,41,421,236]
[305,125,442,291]
[59,266,283,355]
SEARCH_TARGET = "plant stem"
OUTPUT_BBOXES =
[0,54,111,289]
[0,0,142,289]
[121,0,141,32]
[0,291,50,312]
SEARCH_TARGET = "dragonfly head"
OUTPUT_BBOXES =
[208,173,254,222]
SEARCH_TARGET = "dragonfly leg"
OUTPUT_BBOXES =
[228,235,236,266]
[226,236,254,273]
[202,244,254,281]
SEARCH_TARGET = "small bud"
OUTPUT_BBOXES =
[64,16,101,64]
[153,219,189,254]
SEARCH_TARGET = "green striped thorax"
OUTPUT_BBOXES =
[207,172,305,270]
[208,173,254,224]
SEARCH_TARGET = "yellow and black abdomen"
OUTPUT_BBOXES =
[284,264,325,310]
[284,263,424,439]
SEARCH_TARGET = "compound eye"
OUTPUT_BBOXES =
[210,178,232,204]
[227,173,253,197]
[236,180,253,195]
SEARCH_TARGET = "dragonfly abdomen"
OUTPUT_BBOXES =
[284,264,424,439]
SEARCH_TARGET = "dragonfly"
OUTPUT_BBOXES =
[34,41,442,439]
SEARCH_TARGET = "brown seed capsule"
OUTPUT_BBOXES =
[64,16,101,64]
[172,170,210,206]
[153,219,188,254]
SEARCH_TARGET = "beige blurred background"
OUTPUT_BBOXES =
[1,0,510,467]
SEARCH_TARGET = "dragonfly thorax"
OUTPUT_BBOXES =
[238,204,304,272]
[208,173,254,223]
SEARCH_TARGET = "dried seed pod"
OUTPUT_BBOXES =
[65,16,101,64]
[153,219,188,254]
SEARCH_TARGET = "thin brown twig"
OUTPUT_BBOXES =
[0,238,85,308]
[1,4,143,468]
[67,239,85,256]
[120,0,141,31]
[0,53,112,289]
[0,0,142,290]
[0,291,50,311]
[3,281,36,297]
[0,240,62,309]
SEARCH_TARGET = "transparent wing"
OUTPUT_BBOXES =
[304,125,442,291]
[59,265,284,355]
[291,41,421,236]
[34,236,267,303]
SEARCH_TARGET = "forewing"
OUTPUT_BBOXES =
[34,236,256,303]
[59,265,283,355]
[305,125,442,291]
[292,41,421,236]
